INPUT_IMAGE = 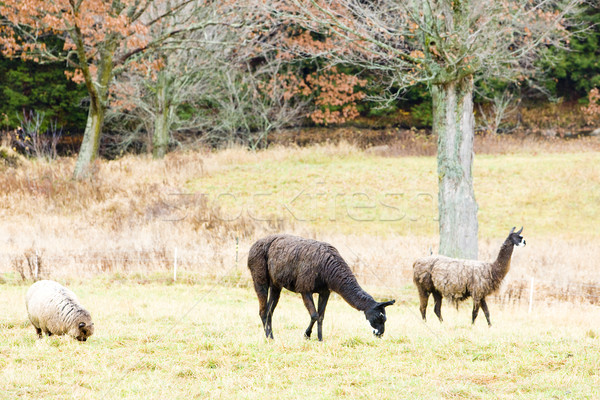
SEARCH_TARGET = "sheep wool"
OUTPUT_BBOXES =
[26,280,94,341]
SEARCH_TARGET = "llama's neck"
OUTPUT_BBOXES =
[325,268,378,311]
[492,239,514,282]
[334,279,378,311]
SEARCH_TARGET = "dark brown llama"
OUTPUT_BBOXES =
[413,227,526,326]
[247,234,395,341]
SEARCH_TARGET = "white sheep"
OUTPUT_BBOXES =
[26,280,94,341]
[413,227,526,326]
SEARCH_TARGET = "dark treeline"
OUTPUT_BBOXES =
[1,5,599,157]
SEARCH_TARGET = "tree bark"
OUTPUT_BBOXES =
[72,37,117,179]
[433,76,479,259]
[73,105,105,178]
[152,74,170,159]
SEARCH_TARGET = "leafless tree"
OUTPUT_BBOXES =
[476,86,521,135]
[107,1,307,155]
[265,0,583,258]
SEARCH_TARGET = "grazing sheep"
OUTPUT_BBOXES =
[248,234,395,341]
[25,280,94,341]
[413,227,526,326]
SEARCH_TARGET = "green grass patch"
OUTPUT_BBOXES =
[189,151,600,238]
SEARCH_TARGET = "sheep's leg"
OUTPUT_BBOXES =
[316,291,330,342]
[433,291,443,322]
[253,282,269,334]
[472,300,481,325]
[265,286,281,339]
[302,293,318,339]
[34,327,42,338]
[417,286,430,321]
[480,298,492,327]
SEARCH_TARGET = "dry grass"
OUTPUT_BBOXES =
[1,137,600,398]
[367,131,600,157]
[1,137,600,304]
[0,282,598,399]
[0,151,278,281]
[272,127,600,156]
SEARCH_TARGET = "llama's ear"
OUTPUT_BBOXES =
[379,300,395,308]
[509,227,516,234]
[516,227,523,235]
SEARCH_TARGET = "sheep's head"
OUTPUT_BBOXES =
[73,318,94,342]
[365,300,395,338]
[508,227,526,247]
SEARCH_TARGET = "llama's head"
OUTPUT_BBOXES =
[508,227,526,247]
[365,300,395,338]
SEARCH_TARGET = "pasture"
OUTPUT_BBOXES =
[1,136,600,398]
[1,283,599,399]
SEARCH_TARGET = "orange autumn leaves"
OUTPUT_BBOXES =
[261,66,366,126]
[306,69,367,125]
[1,0,367,126]
[262,27,367,125]
[0,0,150,76]
[583,88,600,126]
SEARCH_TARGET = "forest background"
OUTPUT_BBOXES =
[1,2,600,159]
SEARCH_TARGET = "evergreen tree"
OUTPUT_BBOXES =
[546,5,600,99]
[0,57,87,132]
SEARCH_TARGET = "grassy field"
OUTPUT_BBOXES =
[1,282,599,399]
[1,136,600,398]
[189,148,600,238]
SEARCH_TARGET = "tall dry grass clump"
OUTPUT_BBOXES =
[368,132,600,157]
[0,143,363,281]
[0,148,297,281]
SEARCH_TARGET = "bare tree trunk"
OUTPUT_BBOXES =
[152,76,170,159]
[152,111,169,158]
[433,76,479,259]
[72,38,117,179]
[73,105,105,178]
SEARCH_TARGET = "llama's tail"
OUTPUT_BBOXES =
[247,235,279,287]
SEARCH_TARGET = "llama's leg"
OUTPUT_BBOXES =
[253,282,269,333]
[302,293,318,339]
[433,291,443,322]
[472,299,481,325]
[417,286,430,321]
[265,286,281,339]
[316,291,330,341]
[480,298,492,327]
